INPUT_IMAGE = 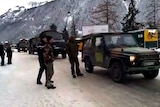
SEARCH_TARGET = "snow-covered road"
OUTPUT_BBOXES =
[0,51,160,107]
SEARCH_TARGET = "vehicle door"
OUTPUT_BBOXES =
[93,36,105,66]
[83,37,94,63]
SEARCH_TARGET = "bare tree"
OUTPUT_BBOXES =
[145,0,160,28]
[89,0,119,31]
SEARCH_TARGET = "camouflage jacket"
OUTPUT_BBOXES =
[43,44,54,64]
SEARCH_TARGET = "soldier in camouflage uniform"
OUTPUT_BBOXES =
[43,37,56,89]
[66,36,84,78]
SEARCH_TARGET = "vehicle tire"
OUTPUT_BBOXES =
[142,70,159,79]
[62,53,66,59]
[18,49,20,52]
[110,62,125,83]
[84,57,93,73]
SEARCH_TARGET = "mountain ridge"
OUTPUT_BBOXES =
[0,0,142,43]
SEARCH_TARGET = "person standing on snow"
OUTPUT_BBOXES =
[0,43,5,66]
[6,43,13,64]
[36,33,48,85]
[66,36,83,78]
[43,36,56,89]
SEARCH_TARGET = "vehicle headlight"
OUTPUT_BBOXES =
[130,56,136,62]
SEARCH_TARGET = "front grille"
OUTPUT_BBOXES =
[135,54,159,67]
[139,54,158,60]
[52,42,65,48]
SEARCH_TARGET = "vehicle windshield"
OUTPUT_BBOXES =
[45,31,63,40]
[104,34,137,48]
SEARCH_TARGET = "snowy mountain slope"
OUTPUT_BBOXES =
[0,0,133,42]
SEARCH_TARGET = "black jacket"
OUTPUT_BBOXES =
[0,44,5,56]
[37,42,45,63]
[6,47,12,57]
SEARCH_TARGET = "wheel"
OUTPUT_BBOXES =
[18,49,20,52]
[84,57,93,73]
[142,70,159,79]
[62,53,66,59]
[110,62,125,83]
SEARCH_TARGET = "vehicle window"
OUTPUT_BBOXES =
[104,34,137,48]
[45,31,63,40]
[84,39,91,47]
[95,37,103,49]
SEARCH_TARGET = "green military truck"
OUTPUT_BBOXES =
[17,38,28,52]
[82,32,160,83]
[28,36,39,54]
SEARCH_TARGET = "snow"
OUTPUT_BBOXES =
[0,51,99,107]
[0,50,160,107]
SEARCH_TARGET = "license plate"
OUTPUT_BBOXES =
[143,62,155,66]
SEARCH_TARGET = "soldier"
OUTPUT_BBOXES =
[66,36,84,78]
[43,37,56,89]
[6,43,13,64]
[36,34,47,85]
[0,43,5,66]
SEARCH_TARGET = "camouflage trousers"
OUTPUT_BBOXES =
[45,62,54,86]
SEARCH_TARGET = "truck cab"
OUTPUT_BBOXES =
[17,39,28,52]
[28,36,39,54]
[82,32,160,83]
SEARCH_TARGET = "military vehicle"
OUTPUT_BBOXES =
[28,36,39,54]
[42,30,66,58]
[82,32,160,83]
[17,39,28,52]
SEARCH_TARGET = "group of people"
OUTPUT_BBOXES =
[36,32,83,89]
[0,42,13,66]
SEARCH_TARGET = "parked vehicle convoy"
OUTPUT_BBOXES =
[81,32,160,83]
[28,36,39,54]
[17,39,28,52]
[41,30,66,58]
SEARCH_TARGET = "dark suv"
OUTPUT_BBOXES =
[82,32,160,83]
[42,30,66,58]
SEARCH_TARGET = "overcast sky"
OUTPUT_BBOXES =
[0,0,48,15]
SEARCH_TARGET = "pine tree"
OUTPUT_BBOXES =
[121,0,143,32]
